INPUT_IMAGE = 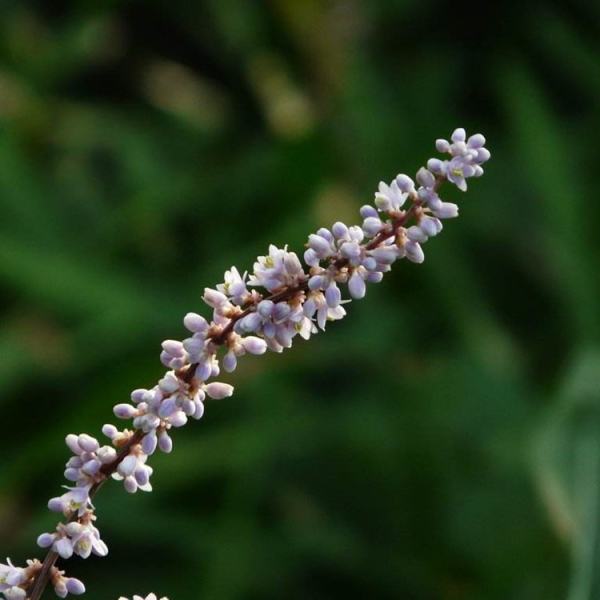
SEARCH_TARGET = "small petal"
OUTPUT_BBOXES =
[55,538,73,559]
[325,284,341,308]
[118,455,138,477]
[405,241,425,264]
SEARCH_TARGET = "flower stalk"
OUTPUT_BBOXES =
[0,128,490,600]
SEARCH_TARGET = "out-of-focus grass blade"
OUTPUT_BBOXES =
[534,349,600,600]
[499,63,599,342]
[0,132,67,242]
[533,12,600,98]
[0,233,144,316]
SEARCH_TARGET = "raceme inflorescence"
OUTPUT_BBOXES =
[1,128,490,600]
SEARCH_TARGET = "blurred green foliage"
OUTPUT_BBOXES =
[0,1,599,599]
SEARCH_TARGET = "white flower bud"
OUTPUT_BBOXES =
[308,234,332,256]
[416,166,436,188]
[124,476,138,494]
[202,288,228,308]
[142,432,157,456]
[223,350,238,372]
[205,382,234,400]
[37,533,55,548]
[242,336,267,355]
[65,434,82,455]
[113,404,137,419]
[77,434,99,453]
[161,340,184,357]
[406,226,428,243]
[433,202,459,219]
[348,271,366,299]
[66,578,86,595]
[158,430,173,453]
[183,312,208,333]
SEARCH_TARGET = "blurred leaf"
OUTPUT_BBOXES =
[534,349,600,600]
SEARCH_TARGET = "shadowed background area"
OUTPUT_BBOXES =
[0,1,599,599]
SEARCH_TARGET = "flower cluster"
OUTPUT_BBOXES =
[38,510,107,560]
[0,559,28,600]
[0,559,84,599]
[118,595,168,600]
[63,434,116,485]
[4,128,489,600]
[428,127,490,191]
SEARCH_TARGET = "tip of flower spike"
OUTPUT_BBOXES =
[451,127,466,142]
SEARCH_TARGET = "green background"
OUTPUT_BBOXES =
[0,1,599,599]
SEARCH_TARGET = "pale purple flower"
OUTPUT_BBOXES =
[431,128,490,191]
[301,289,345,331]
[374,180,407,212]
[38,513,108,560]
[0,559,25,594]
[221,334,267,372]
[118,595,168,600]
[62,434,116,488]
[446,156,476,191]
[112,450,153,493]
[217,266,252,305]
[48,486,92,518]
[50,567,86,598]
[248,245,306,292]
[236,298,315,347]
